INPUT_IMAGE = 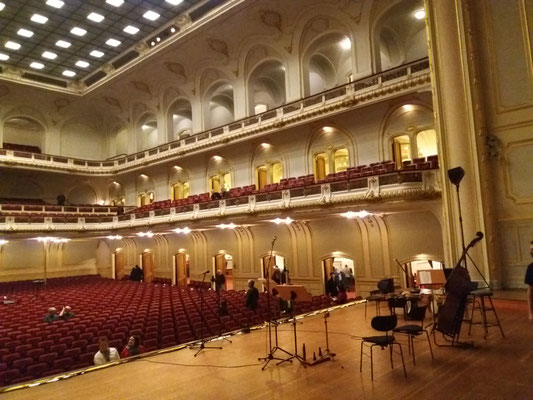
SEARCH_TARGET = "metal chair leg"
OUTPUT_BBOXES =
[487,296,505,338]
[389,344,394,369]
[411,335,416,365]
[396,342,407,378]
[370,345,374,381]
[360,341,364,372]
[425,330,434,359]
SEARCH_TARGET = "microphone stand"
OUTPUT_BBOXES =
[189,271,223,357]
[259,236,291,370]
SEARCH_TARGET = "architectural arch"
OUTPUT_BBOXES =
[136,112,159,152]
[7,177,44,200]
[67,183,98,205]
[200,68,235,130]
[206,155,232,193]
[166,97,193,142]
[2,116,46,153]
[136,174,156,206]
[168,166,191,200]
[250,143,286,189]
[108,181,125,206]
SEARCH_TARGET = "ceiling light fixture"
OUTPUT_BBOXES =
[136,231,154,238]
[70,27,87,36]
[173,227,191,234]
[90,50,104,58]
[31,14,48,24]
[166,0,184,5]
[5,41,21,50]
[56,40,71,48]
[62,70,76,77]
[105,38,121,47]
[0,53,9,61]
[30,62,45,70]
[0,239,8,245]
[106,0,124,6]
[414,9,425,20]
[42,51,57,60]
[17,28,34,38]
[33,237,70,243]
[216,223,237,230]
[271,217,293,225]
[0,3,5,12]
[340,37,351,50]
[402,104,415,112]
[75,60,90,68]
[107,235,123,240]
[143,10,160,21]
[123,25,139,35]
[170,27,176,33]
[341,210,373,219]
[46,0,64,9]
[87,12,104,23]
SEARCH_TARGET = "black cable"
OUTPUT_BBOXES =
[140,359,262,369]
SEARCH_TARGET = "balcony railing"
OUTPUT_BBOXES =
[0,58,430,175]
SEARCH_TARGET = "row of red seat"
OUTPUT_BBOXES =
[2,143,41,154]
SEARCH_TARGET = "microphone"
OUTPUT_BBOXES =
[272,236,277,245]
[469,231,484,248]
[202,270,210,274]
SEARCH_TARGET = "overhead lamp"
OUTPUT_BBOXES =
[17,28,34,38]
[341,210,373,219]
[107,235,123,240]
[173,227,191,234]
[216,223,237,230]
[106,0,124,6]
[5,41,21,50]
[75,60,90,68]
[271,217,293,225]
[87,12,104,23]
[0,3,5,12]
[71,27,87,36]
[90,50,104,58]
[402,104,414,112]
[213,155,222,161]
[123,25,139,35]
[143,10,160,21]
[62,70,76,77]
[30,62,45,70]
[0,53,9,61]
[170,27,176,33]
[0,239,9,245]
[42,51,57,60]
[414,9,425,20]
[56,40,71,48]
[166,0,184,5]
[137,232,154,238]
[31,14,49,24]
[46,0,64,9]
[34,237,70,243]
[106,38,121,47]
[340,37,351,50]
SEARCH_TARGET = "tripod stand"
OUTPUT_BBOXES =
[259,236,292,370]
[309,311,336,365]
[278,308,308,368]
[189,271,223,357]
[215,288,232,344]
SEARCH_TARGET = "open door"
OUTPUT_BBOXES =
[322,257,335,294]
[175,252,188,288]
[214,254,227,290]
[114,251,124,280]
[142,252,153,283]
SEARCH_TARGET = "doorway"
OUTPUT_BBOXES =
[141,252,154,283]
[399,258,444,288]
[260,254,286,290]
[174,252,190,288]
[322,256,356,299]
[213,253,234,290]
[113,251,124,280]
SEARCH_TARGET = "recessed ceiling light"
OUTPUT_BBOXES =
[42,51,57,60]
[0,53,9,61]
[46,0,64,9]
[31,14,48,24]
[56,40,71,48]
[106,0,124,6]
[166,0,184,5]
[143,10,160,21]
[62,70,76,77]
[105,38,121,47]
[5,41,21,50]
[156,37,161,42]
[414,9,425,20]
[340,37,351,50]
[170,27,176,33]
[87,12,104,23]
[123,25,139,35]
[30,62,45,70]
[90,50,104,58]
[17,29,34,38]
[0,3,5,11]
[71,27,87,36]
[75,60,90,68]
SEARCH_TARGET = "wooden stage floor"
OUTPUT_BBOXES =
[2,299,531,400]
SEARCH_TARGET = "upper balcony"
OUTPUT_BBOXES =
[0,58,431,176]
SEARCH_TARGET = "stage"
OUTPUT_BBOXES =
[2,299,531,400]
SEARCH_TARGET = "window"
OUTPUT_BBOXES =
[314,152,329,180]
[392,135,411,168]
[416,129,438,158]
[334,148,349,172]
[272,162,282,184]
[256,166,268,190]
[255,162,283,189]
[171,182,190,200]
[138,193,146,207]
[209,172,231,193]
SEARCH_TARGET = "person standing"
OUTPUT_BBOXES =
[326,272,339,298]
[245,280,259,311]
[211,270,226,291]
[525,241,533,322]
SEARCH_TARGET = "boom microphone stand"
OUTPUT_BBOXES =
[259,236,292,370]
[189,271,222,357]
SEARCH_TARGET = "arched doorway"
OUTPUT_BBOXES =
[113,250,124,280]
[260,253,287,290]
[322,255,356,299]
[173,252,190,287]
[141,251,154,283]
[398,256,444,288]
[213,253,234,290]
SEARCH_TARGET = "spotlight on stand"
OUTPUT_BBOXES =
[447,166,465,187]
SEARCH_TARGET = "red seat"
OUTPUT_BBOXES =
[26,362,47,378]
[12,357,33,370]
[63,348,81,358]
[50,344,67,355]
[26,348,45,360]
[38,352,58,364]
[2,353,21,367]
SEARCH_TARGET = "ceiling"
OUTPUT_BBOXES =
[0,0,223,90]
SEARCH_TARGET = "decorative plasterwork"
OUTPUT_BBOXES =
[207,38,230,58]
[259,10,282,32]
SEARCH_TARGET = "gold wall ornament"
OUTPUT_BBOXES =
[164,62,187,81]
[207,38,229,58]
[134,42,149,54]
[101,64,115,74]
[67,81,86,93]
[130,80,152,96]
[175,13,192,29]
[259,10,282,32]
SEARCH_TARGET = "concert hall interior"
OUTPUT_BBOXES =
[0,0,532,398]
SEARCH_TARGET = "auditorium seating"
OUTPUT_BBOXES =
[2,143,41,154]
[0,275,331,387]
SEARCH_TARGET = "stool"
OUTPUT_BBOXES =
[468,288,505,339]
[365,294,386,317]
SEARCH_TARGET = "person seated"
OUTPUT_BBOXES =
[59,305,75,320]
[220,187,230,199]
[326,272,339,298]
[94,337,120,366]
[211,270,226,291]
[334,285,348,305]
[121,335,146,358]
[211,191,222,200]
[130,265,143,282]
[44,307,59,323]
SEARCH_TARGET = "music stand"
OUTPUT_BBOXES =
[189,271,223,356]
[275,285,311,367]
